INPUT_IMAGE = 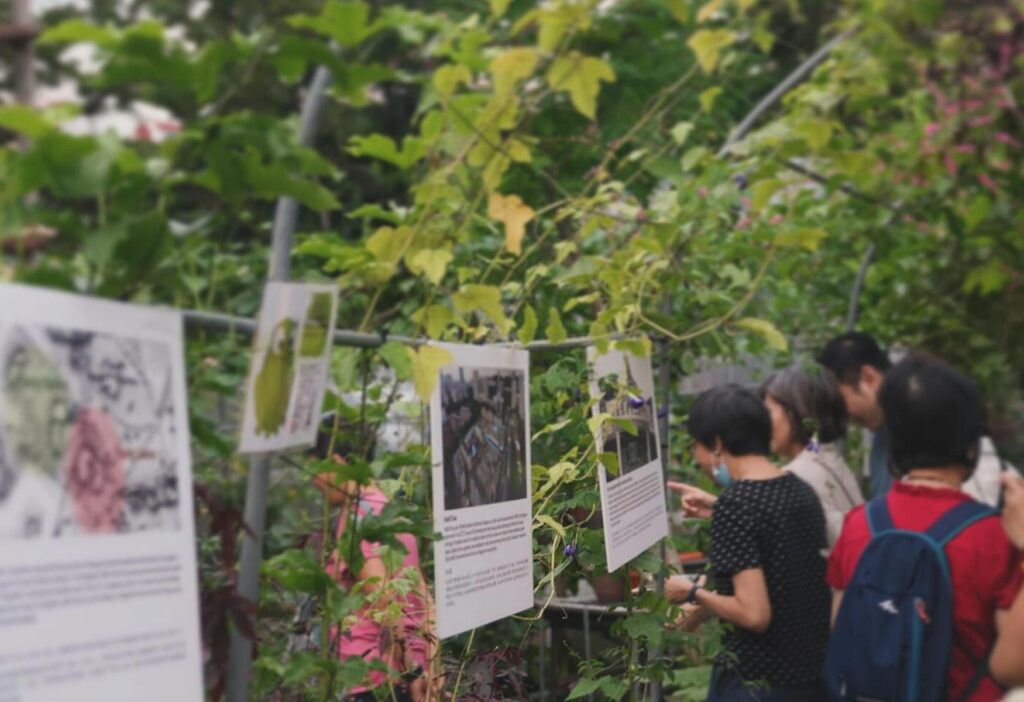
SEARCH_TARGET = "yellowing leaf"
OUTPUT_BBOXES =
[490,47,540,98]
[795,118,835,151]
[535,514,566,539]
[613,337,652,357]
[670,121,694,145]
[696,0,725,22]
[752,26,775,53]
[406,345,455,401]
[545,52,616,120]
[412,304,455,339]
[687,29,735,73]
[452,284,512,334]
[490,0,512,17]
[699,86,722,112]
[407,248,453,284]
[735,317,788,352]
[546,308,567,343]
[488,193,535,255]
[664,0,689,23]
[750,178,783,211]
[776,227,826,251]
[365,226,414,266]
[537,5,592,52]
[520,305,538,344]
[434,64,472,100]
[506,138,532,163]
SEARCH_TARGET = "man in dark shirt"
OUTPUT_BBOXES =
[819,332,892,498]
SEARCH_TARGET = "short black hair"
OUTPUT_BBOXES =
[760,365,848,445]
[818,332,891,385]
[878,355,985,475]
[687,384,772,457]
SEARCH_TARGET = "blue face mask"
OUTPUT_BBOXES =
[712,461,733,488]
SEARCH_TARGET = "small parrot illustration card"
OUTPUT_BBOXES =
[238,282,338,454]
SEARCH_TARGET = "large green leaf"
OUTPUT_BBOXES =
[349,134,428,170]
[288,0,385,48]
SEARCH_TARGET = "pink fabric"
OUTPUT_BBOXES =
[328,486,427,691]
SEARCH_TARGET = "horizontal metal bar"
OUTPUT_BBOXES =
[181,309,618,352]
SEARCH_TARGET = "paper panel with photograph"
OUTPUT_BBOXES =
[0,282,203,702]
[431,344,533,638]
[238,282,338,454]
[589,347,669,573]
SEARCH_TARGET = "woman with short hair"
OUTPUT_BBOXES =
[672,367,864,552]
[667,384,831,701]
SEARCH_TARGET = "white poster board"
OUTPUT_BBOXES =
[588,348,669,572]
[0,282,203,702]
[238,282,338,454]
[430,343,533,638]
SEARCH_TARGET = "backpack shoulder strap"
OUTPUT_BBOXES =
[866,496,895,536]
[925,500,997,546]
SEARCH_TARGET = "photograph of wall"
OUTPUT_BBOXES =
[439,365,528,510]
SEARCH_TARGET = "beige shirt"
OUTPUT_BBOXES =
[962,437,1019,507]
[784,444,865,550]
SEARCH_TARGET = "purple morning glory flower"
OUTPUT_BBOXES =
[627,395,645,409]
[564,543,579,558]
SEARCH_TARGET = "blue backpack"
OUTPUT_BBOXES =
[824,497,997,702]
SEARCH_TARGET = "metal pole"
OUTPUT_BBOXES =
[11,0,35,106]
[845,243,876,331]
[582,608,593,702]
[225,64,336,702]
[718,31,850,156]
[650,294,673,702]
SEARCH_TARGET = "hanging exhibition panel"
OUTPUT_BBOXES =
[238,282,338,454]
[0,282,203,702]
[429,343,533,638]
[588,348,669,572]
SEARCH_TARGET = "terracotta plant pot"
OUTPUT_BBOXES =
[590,573,626,604]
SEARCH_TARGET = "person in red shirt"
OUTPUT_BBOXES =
[827,355,1023,702]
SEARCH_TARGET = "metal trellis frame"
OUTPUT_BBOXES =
[217,27,866,702]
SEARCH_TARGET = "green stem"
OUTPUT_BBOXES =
[451,628,476,698]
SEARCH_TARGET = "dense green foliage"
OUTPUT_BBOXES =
[2,0,1021,699]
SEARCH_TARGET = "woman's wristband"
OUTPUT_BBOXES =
[685,583,702,604]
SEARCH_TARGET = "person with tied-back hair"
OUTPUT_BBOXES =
[666,384,830,701]
[760,366,864,550]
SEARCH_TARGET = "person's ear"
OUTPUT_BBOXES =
[860,365,884,394]
[713,436,724,455]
